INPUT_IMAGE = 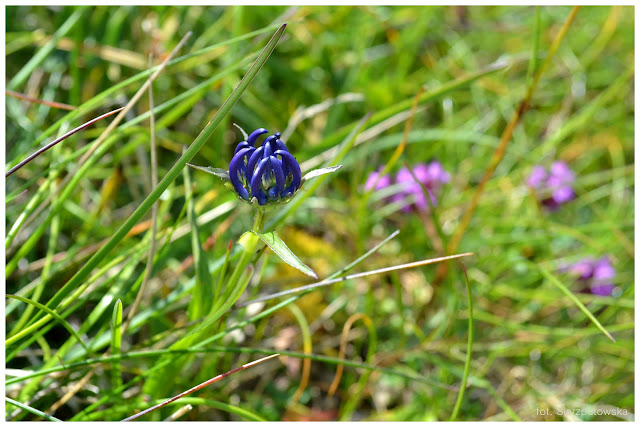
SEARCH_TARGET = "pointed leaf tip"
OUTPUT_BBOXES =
[253,230,318,279]
[186,163,230,181]
[301,165,343,186]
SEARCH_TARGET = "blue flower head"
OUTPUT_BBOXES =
[187,125,341,209]
[228,128,302,206]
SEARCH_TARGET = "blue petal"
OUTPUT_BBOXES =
[229,147,254,200]
[247,128,269,146]
[263,135,278,157]
[275,150,301,196]
[269,155,285,198]
[234,141,251,154]
[251,157,271,205]
[246,146,265,182]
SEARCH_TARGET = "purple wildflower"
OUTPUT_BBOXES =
[394,161,450,212]
[364,167,392,192]
[562,256,616,297]
[526,161,575,210]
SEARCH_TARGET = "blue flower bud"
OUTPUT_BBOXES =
[228,129,303,206]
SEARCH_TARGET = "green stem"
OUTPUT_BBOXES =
[253,208,267,233]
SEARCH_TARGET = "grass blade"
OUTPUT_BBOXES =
[184,160,214,320]
[450,262,474,420]
[5,294,90,354]
[121,353,280,421]
[5,107,124,177]
[5,397,62,422]
[238,252,474,308]
[538,266,615,342]
[110,299,123,391]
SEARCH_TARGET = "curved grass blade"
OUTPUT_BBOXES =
[5,294,90,354]
[6,107,124,177]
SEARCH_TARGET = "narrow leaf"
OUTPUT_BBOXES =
[184,163,214,319]
[253,230,318,279]
[186,163,230,181]
[5,397,62,422]
[238,252,474,307]
[301,165,342,184]
[5,294,90,354]
[110,299,123,390]
[539,266,615,342]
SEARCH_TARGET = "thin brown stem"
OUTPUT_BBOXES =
[6,89,76,110]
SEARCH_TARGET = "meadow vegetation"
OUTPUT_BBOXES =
[5,5,634,421]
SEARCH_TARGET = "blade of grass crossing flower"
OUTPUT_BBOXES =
[450,262,474,421]
[111,299,123,391]
[364,87,423,195]
[121,353,280,421]
[5,397,62,422]
[23,24,286,326]
[184,162,214,320]
[538,266,615,342]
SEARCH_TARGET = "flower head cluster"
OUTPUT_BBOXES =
[365,161,450,212]
[229,128,302,206]
[561,256,617,297]
[527,161,575,210]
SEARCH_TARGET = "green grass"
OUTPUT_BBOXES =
[5,5,634,421]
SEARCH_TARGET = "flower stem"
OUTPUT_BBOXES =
[253,208,267,233]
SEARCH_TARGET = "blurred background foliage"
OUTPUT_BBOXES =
[5,5,634,421]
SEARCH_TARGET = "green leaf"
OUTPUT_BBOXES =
[110,299,123,390]
[186,163,230,182]
[253,230,318,279]
[6,294,90,354]
[184,163,214,320]
[301,165,342,185]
